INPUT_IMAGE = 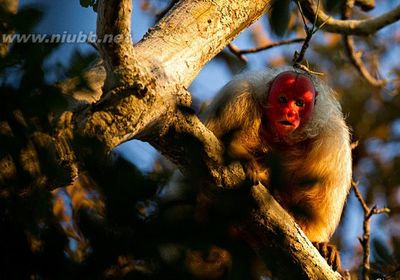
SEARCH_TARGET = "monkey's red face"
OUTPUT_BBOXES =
[266,71,316,137]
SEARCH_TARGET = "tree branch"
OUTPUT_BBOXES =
[352,181,390,280]
[342,0,386,87]
[245,183,342,280]
[298,0,400,36]
[96,0,134,72]
[142,111,246,190]
[96,0,152,93]
[228,38,304,62]
[342,36,386,87]
[135,0,273,88]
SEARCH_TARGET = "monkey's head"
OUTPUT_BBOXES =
[266,71,317,138]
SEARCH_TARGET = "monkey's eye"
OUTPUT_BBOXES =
[295,99,305,107]
[278,96,287,104]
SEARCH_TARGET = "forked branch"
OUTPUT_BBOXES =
[298,0,400,36]
[352,181,390,280]
[228,38,304,62]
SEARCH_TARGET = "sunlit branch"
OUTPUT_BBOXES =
[298,0,400,36]
[96,0,137,91]
[96,0,134,68]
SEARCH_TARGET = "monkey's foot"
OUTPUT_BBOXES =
[312,242,341,271]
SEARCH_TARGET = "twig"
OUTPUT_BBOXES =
[227,38,304,62]
[293,0,313,65]
[292,29,312,66]
[342,0,386,87]
[297,0,400,36]
[350,140,359,150]
[227,43,247,62]
[293,0,325,71]
[240,38,305,54]
[352,180,390,280]
[295,64,324,76]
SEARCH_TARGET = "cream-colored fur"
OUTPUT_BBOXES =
[205,68,352,243]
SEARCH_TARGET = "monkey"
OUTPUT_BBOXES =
[204,68,352,271]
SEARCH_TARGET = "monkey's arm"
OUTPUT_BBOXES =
[205,79,268,183]
[205,79,257,134]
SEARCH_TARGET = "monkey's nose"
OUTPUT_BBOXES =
[286,109,297,119]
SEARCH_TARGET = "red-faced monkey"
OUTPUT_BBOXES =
[205,68,352,271]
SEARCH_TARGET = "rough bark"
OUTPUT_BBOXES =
[247,184,341,280]
[299,0,400,36]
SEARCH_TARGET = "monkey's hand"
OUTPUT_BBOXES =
[312,242,341,271]
[246,160,269,185]
[227,141,269,185]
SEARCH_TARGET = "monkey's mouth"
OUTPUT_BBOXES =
[278,120,294,126]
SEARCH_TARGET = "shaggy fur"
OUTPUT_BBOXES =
[205,68,352,243]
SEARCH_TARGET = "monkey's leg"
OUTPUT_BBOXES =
[312,242,341,271]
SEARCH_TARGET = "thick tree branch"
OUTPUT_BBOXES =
[96,0,154,95]
[246,184,342,280]
[135,0,272,88]
[143,108,246,189]
[299,0,400,36]
[96,0,134,74]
